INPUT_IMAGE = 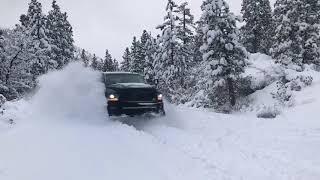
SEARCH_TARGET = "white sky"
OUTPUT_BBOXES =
[0,0,276,61]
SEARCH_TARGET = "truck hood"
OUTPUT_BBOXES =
[108,83,155,89]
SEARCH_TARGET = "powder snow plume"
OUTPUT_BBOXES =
[28,63,107,124]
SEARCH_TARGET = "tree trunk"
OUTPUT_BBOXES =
[227,77,236,106]
[252,29,258,53]
[6,47,22,85]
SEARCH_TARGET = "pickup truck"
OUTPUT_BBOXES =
[102,72,165,117]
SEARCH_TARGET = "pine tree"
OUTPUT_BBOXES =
[113,59,119,71]
[103,49,114,72]
[144,33,158,84]
[120,47,131,71]
[271,0,305,70]
[98,58,105,71]
[300,0,320,65]
[200,0,248,108]
[129,36,144,73]
[0,28,35,100]
[154,0,186,97]
[240,0,273,54]
[138,30,149,72]
[90,54,98,70]
[140,30,149,50]
[81,49,89,67]
[0,29,6,92]
[0,30,4,65]
[20,0,53,74]
[20,0,40,28]
[177,2,195,45]
[193,21,205,63]
[176,2,196,86]
[47,0,74,69]
[0,29,4,50]
[95,57,104,72]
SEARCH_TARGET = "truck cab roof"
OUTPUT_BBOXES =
[102,72,140,75]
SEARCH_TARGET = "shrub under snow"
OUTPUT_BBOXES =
[0,94,6,107]
[257,105,281,119]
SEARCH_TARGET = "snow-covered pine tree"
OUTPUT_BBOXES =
[120,47,131,71]
[0,29,3,50]
[80,49,89,67]
[143,33,158,84]
[139,30,149,72]
[94,56,104,72]
[0,29,9,97]
[300,0,320,65]
[0,33,8,97]
[176,2,196,87]
[0,29,4,64]
[46,0,74,69]
[90,54,98,70]
[200,0,248,109]
[103,49,114,72]
[154,0,186,98]
[20,0,53,74]
[140,30,149,53]
[240,0,273,54]
[113,59,119,71]
[72,47,82,62]
[177,2,195,45]
[193,20,205,63]
[129,36,144,73]
[271,0,305,70]
[0,27,35,100]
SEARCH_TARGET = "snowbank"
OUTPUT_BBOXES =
[240,53,320,118]
[245,53,281,90]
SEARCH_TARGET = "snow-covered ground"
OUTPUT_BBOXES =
[0,63,320,180]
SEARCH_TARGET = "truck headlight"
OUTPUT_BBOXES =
[157,94,163,101]
[108,94,119,102]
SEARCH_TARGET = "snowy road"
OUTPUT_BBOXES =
[1,63,320,180]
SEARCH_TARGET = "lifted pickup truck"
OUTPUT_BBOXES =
[102,72,165,117]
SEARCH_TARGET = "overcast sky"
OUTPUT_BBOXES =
[0,0,275,61]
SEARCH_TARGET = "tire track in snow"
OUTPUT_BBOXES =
[136,109,319,180]
[129,107,245,179]
[133,118,237,180]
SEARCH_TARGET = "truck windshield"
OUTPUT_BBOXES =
[104,74,145,85]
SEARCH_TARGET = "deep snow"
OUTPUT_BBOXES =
[0,62,320,180]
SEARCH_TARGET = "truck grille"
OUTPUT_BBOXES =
[120,89,156,102]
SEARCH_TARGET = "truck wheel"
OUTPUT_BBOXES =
[159,109,166,116]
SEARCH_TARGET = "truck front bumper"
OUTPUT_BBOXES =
[107,101,164,116]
